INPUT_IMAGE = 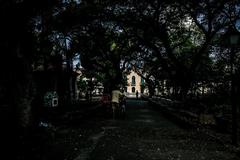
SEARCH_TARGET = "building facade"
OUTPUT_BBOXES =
[126,70,148,97]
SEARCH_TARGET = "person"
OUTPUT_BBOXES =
[136,90,139,99]
[111,86,124,119]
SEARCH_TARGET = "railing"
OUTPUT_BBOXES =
[148,97,217,127]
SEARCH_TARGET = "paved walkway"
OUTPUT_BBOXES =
[73,99,238,160]
[19,99,238,160]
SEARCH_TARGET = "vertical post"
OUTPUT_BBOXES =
[230,48,238,146]
[223,27,240,146]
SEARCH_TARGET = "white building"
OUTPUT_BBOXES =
[126,70,148,97]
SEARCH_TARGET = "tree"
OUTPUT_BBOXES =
[0,0,60,158]
[109,0,240,100]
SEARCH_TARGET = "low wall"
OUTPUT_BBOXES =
[148,97,231,131]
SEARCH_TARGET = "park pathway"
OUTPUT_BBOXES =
[74,99,238,160]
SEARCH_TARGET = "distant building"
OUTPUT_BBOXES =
[126,70,148,97]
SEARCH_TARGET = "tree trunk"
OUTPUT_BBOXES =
[12,48,35,130]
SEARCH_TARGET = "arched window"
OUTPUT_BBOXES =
[131,76,136,86]
[141,77,145,85]
[132,87,135,93]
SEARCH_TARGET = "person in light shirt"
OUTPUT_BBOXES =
[111,86,124,119]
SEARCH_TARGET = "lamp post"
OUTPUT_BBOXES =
[224,27,240,146]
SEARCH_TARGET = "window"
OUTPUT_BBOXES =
[141,77,145,85]
[131,76,136,86]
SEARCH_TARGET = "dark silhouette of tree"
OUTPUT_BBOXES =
[0,0,240,155]
[0,0,61,158]
[107,0,240,100]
